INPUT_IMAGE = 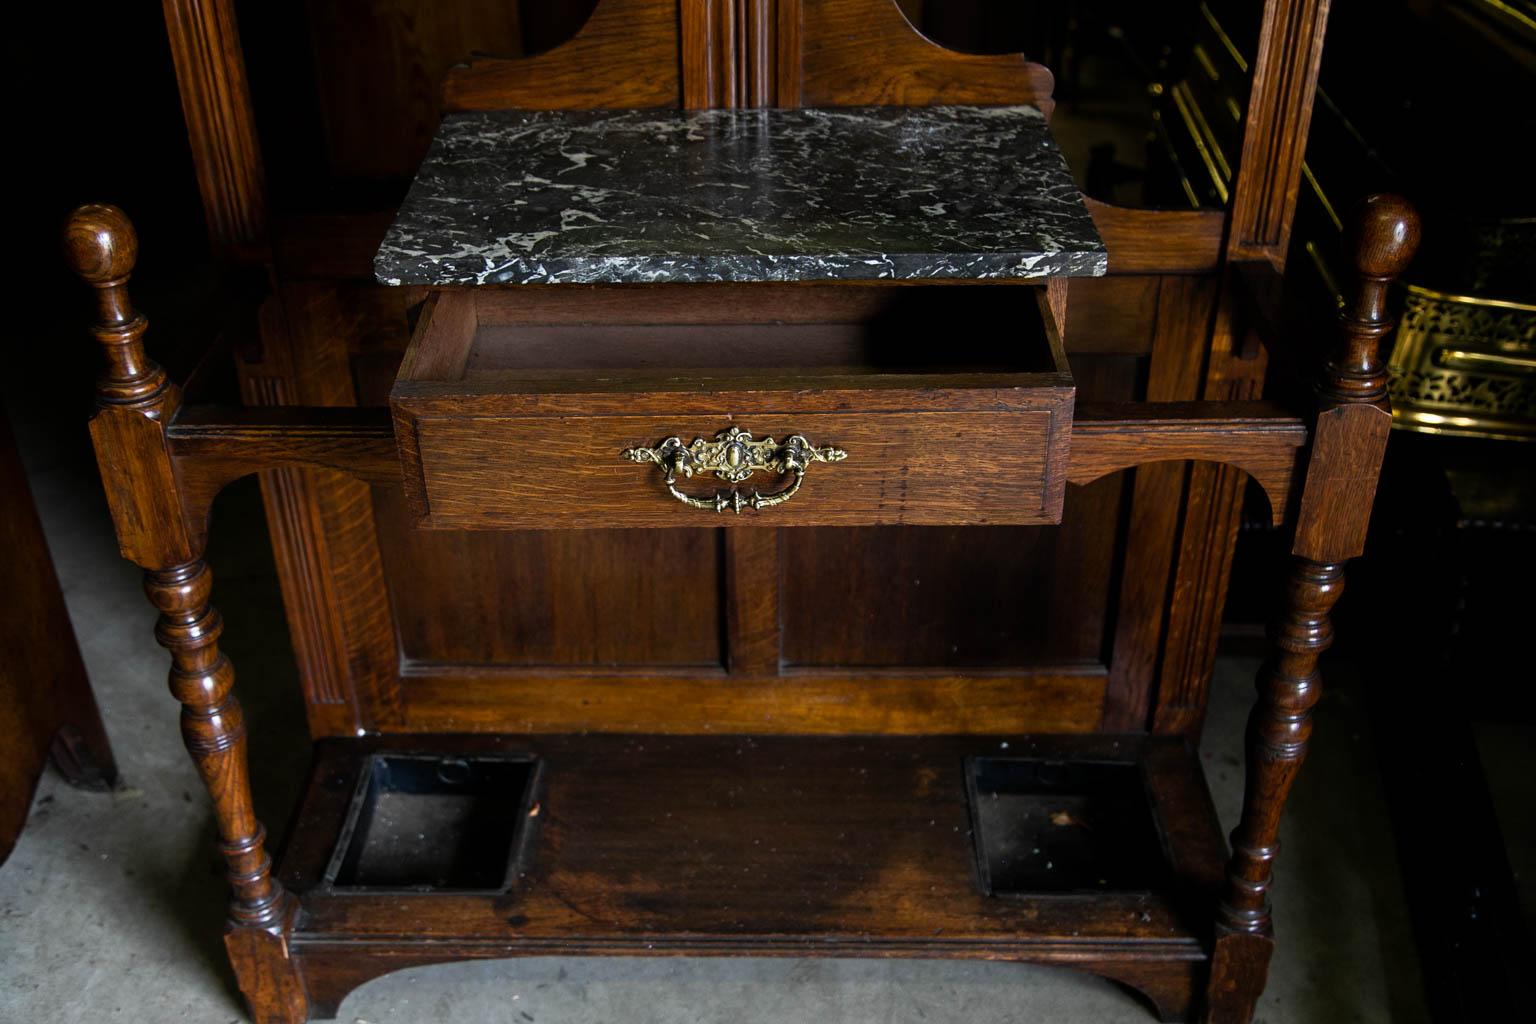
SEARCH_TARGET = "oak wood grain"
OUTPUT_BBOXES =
[68,207,307,1024]
[787,0,1055,112]
[1069,402,1306,524]
[1208,196,1419,1022]
[394,665,1106,735]
[443,0,680,111]
[724,527,782,674]
[1085,199,1228,276]
[277,732,1218,1017]
[161,0,267,258]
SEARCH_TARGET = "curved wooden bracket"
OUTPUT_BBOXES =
[1083,198,1228,276]
[168,406,398,550]
[1067,402,1308,526]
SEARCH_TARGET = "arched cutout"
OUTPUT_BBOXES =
[444,0,681,111]
[789,0,1056,111]
[1069,455,1298,527]
[1067,404,1308,526]
[168,408,399,551]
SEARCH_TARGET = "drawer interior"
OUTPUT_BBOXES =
[398,283,1067,388]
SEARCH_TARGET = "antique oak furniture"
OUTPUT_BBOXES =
[0,407,117,867]
[71,1,1418,1021]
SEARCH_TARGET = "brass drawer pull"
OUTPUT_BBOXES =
[622,427,847,514]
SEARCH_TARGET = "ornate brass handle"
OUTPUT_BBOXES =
[621,426,847,513]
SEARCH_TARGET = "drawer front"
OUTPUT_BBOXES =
[398,403,1071,529]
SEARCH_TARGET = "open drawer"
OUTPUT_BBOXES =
[389,283,1075,530]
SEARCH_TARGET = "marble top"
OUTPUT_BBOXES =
[375,106,1108,286]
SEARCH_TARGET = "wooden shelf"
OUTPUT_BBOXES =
[277,733,1226,1018]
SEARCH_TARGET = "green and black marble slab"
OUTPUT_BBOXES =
[376,105,1107,286]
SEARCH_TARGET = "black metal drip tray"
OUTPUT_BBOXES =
[324,753,541,893]
[966,757,1168,895]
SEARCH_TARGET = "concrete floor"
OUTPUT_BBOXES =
[0,406,1432,1024]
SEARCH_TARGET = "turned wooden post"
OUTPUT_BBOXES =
[65,205,307,1024]
[1204,195,1421,1023]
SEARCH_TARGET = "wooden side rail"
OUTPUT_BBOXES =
[164,401,1308,533]
[1070,402,1307,524]
[168,407,398,482]
[167,407,398,549]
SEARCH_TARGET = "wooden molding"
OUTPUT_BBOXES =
[1227,0,1334,266]
[161,0,267,257]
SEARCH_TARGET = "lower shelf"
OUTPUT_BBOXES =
[278,733,1228,1020]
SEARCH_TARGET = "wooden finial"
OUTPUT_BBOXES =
[1346,193,1421,283]
[63,203,139,289]
[1325,194,1421,404]
[63,204,166,405]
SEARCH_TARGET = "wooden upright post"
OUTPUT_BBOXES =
[64,204,307,1024]
[1204,195,1421,1022]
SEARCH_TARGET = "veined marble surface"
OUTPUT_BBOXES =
[376,106,1108,286]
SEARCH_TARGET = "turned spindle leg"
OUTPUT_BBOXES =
[147,561,285,927]
[65,204,307,1023]
[1204,195,1420,1023]
[1220,558,1341,932]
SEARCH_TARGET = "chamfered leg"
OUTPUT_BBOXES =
[65,204,307,1023]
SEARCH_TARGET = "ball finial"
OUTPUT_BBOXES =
[63,203,139,285]
[1346,193,1420,280]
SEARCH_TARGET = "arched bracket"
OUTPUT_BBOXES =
[1067,401,1308,525]
[168,406,398,550]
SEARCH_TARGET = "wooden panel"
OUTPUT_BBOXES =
[724,527,782,674]
[1291,402,1392,563]
[370,488,723,667]
[443,0,680,111]
[89,400,195,568]
[1101,275,1219,732]
[782,514,1104,667]
[394,667,1105,734]
[239,283,404,736]
[786,0,1055,111]
[1149,265,1273,738]
[1084,200,1227,276]
[779,354,1137,671]
[1062,276,1160,355]
[302,0,524,180]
